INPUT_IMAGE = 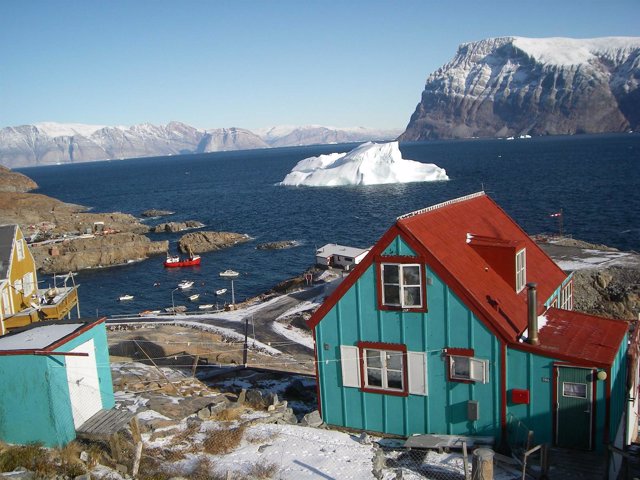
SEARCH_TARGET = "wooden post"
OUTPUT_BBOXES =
[472,448,494,480]
[462,441,469,480]
[243,317,249,367]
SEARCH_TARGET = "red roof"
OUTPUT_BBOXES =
[528,307,628,367]
[308,192,627,365]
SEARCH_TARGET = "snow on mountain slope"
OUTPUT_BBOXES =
[400,36,640,141]
[34,122,108,138]
[279,141,448,187]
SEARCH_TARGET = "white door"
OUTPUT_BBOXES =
[65,339,103,429]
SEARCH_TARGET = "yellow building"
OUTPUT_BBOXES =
[0,225,79,334]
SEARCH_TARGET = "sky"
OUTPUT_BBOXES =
[1,0,639,131]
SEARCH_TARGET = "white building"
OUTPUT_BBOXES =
[315,244,370,271]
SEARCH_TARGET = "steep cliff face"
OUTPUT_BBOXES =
[400,37,640,140]
[196,128,269,152]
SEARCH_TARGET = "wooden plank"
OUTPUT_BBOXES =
[76,409,134,439]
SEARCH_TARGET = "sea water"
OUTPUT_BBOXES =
[18,134,640,317]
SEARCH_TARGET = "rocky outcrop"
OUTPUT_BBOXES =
[256,240,299,250]
[153,221,205,233]
[572,266,640,320]
[400,36,640,140]
[178,231,250,254]
[142,209,175,217]
[0,165,38,192]
[30,233,168,274]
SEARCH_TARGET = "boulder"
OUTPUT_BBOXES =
[300,410,323,428]
[178,231,250,254]
[153,221,204,233]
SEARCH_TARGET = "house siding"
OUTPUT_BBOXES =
[609,333,628,443]
[0,323,114,446]
[316,236,501,438]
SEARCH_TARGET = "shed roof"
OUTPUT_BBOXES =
[316,244,369,259]
[0,319,105,354]
[527,307,629,367]
[0,224,17,280]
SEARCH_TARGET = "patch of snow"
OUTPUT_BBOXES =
[279,141,448,187]
[34,122,107,137]
[554,250,634,271]
[272,321,314,350]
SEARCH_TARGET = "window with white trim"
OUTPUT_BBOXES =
[515,249,526,292]
[13,279,23,294]
[381,263,423,308]
[560,282,573,310]
[339,344,427,396]
[22,272,35,297]
[16,239,25,261]
[449,355,489,383]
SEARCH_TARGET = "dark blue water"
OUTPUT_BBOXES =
[17,134,640,317]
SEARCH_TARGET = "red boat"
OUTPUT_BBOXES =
[163,254,201,268]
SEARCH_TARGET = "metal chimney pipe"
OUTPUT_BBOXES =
[527,283,539,345]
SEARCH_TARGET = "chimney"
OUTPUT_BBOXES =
[527,283,539,345]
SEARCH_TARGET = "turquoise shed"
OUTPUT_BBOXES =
[308,192,637,452]
[0,318,114,447]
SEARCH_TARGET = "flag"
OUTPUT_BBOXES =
[549,212,562,218]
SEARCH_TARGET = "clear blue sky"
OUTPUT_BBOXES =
[1,0,638,131]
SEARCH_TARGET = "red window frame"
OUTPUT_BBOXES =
[357,341,408,397]
[375,255,428,313]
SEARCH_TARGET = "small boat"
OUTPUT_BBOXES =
[164,254,201,268]
[198,304,214,310]
[119,294,134,301]
[188,293,200,301]
[139,310,161,316]
[215,288,227,295]
[178,280,194,290]
[219,269,239,278]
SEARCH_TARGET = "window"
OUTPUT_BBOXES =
[446,349,489,383]
[13,279,23,294]
[560,282,573,310]
[563,382,587,398]
[515,249,526,292]
[22,272,35,297]
[381,263,423,308]
[16,239,25,261]
[340,343,427,396]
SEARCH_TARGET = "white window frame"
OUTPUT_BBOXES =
[363,347,405,393]
[22,272,35,297]
[2,286,11,315]
[449,355,489,384]
[13,279,23,294]
[560,282,573,310]
[340,345,427,396]
[15,239,25,261]
[515,249,526,293]
[381,263,423,308]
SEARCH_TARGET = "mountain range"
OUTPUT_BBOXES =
[399,36,640,140]
[0,123,401,168]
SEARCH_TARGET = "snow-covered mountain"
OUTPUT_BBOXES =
[399,36,640,140]
[0,122,400,168]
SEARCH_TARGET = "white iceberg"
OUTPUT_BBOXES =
[279,141,449,187]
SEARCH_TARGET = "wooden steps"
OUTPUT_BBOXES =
[76,408,134,441]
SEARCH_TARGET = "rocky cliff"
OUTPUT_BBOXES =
[400,37,640,140]
[0,165,37,192]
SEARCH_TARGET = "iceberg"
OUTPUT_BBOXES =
[279,141,449,187]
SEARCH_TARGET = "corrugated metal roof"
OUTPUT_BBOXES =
[397,192,567,340]
[532,307,628,366]
[0,224,17,280]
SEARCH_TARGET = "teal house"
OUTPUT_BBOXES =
[308,192,636,451]
[0,318,114,446]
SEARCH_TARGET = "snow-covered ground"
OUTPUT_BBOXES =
[279,141,448,187]
[552,248,638,271]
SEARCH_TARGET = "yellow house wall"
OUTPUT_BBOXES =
[7,228,39,315]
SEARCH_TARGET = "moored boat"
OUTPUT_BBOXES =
[119,294,134,301]
[188,293,200,301]
[164,254,201,268]
[219,269,239,278]
[198,304,214,310]
[178,280,194,290]
[215,288,227,295]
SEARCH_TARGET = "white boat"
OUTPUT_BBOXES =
[188,293,200,301]
[198,304,214,310]
[165,305,187,313]
[119,294,134,301]
[215,288,227,295]
[219,269,239,278]
[178,280,194,290]
[139,310,161,316]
